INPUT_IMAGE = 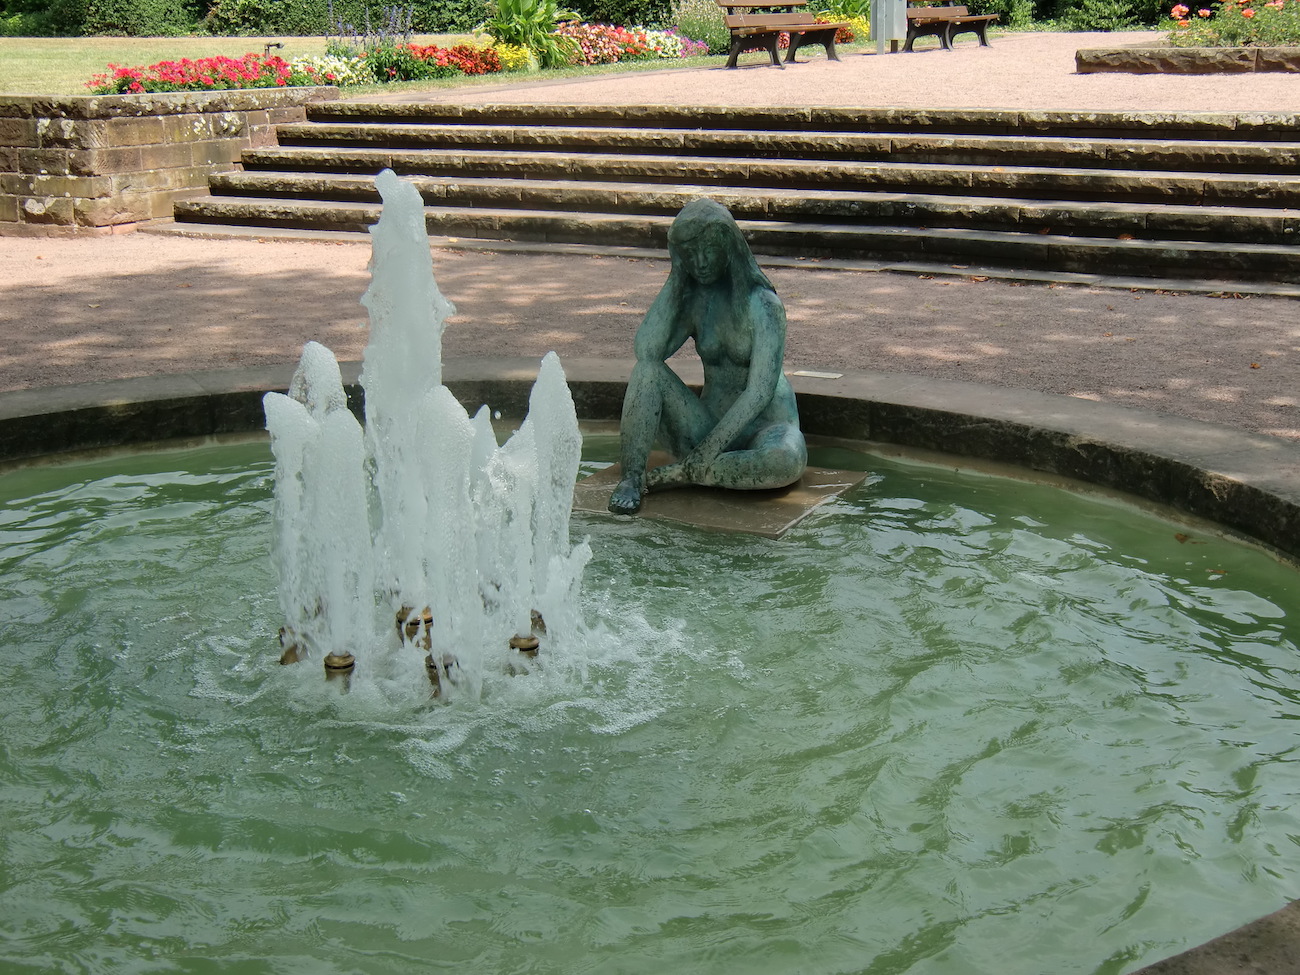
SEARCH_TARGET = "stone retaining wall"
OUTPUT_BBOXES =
[0,86,337,235]
[1076,46,1300,73]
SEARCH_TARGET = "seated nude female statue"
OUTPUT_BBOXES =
[608,198,807,515]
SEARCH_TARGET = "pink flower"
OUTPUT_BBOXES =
[1242,6,1255,15]
[1171,3,1189,15]
[1197,6,1211,13]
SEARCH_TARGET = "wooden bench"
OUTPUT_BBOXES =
[904,3,998,52]
[714,0,851,68]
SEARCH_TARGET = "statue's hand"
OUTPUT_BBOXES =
[645,462,686,490]
[679,447,717,484]
[646,452,712,490]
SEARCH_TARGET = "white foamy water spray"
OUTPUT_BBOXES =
[264,169,590,696]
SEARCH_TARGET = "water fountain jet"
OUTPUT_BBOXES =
[262,169,590,695]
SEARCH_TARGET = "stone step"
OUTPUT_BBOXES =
[171,196,1300,280]
[273,122,1300,174]
[206,170,1300,244]
[308,101,1300,143]
[238,146,1300,207]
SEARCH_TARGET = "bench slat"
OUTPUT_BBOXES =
[715,0,809,8]
[726,12,824,27]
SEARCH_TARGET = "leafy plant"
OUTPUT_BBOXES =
[670,0,729,53]
[810,0,870,18]
[480,0,578,68]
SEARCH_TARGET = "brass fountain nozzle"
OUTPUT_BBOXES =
[509,634,540,656]
[396,605,434,650]
[425,652,460,698]
[323,651,356,691]
[278,627,306,665]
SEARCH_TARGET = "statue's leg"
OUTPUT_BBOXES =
[610,361,711,514]
[696,422,807,491]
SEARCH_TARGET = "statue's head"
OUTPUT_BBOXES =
[667,199,772,293]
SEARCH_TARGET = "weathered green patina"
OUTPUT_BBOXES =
[609,198,806,515]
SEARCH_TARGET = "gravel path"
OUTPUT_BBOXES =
[3,235,1297,440]
[2,30,1298,440]
[370,30,1300,114]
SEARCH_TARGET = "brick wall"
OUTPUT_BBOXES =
[0,86,337,235]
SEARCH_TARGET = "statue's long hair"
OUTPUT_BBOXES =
[665,198,776,301]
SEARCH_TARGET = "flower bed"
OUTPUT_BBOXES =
[87,54,320,94]
[1168,0,1300,46]
[84,24,714,95]
[556,22,709,64]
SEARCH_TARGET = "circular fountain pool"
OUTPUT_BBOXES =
[2,437,1298,975]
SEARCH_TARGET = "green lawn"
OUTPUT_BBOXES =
[0,34,737,96]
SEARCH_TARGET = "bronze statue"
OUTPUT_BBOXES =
[609,199,807,515]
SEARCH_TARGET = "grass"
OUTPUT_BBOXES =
[0,33,738,96]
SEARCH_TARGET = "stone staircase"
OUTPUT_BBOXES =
[163,101,1300,285]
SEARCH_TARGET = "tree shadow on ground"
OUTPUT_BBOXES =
[2,238,1297,441]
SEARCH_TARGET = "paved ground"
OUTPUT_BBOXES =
[371,29,1300,114]
[1,30,1298,443]
[4,233,1298,440]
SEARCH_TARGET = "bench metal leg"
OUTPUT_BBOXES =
[785,29,842,64]
[726,33,784,68]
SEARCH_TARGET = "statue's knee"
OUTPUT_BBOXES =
[768,439,807,485]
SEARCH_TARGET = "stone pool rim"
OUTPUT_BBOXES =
[1,357,1299,974]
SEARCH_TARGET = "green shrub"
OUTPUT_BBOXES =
[0,0,87,35]
[1060,0,1140,28]
[568,0,673,26]
[204,0,487,36]
[964,0,1036,28]
[670,0,728,51]
[82,0,204,34]
[203,0,275,33]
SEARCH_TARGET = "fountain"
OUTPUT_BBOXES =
[263,169,589,696]
[2,173,1300,974]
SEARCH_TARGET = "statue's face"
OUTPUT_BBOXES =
[674,226,729,285]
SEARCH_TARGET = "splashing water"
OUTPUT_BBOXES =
[263,169,591,697]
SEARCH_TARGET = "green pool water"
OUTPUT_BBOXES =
[2,439,1298,975]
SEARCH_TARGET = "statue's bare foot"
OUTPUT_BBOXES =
[608,477,644,515]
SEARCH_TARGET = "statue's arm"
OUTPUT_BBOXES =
[634,279,691,363]
[689,291,786,467]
